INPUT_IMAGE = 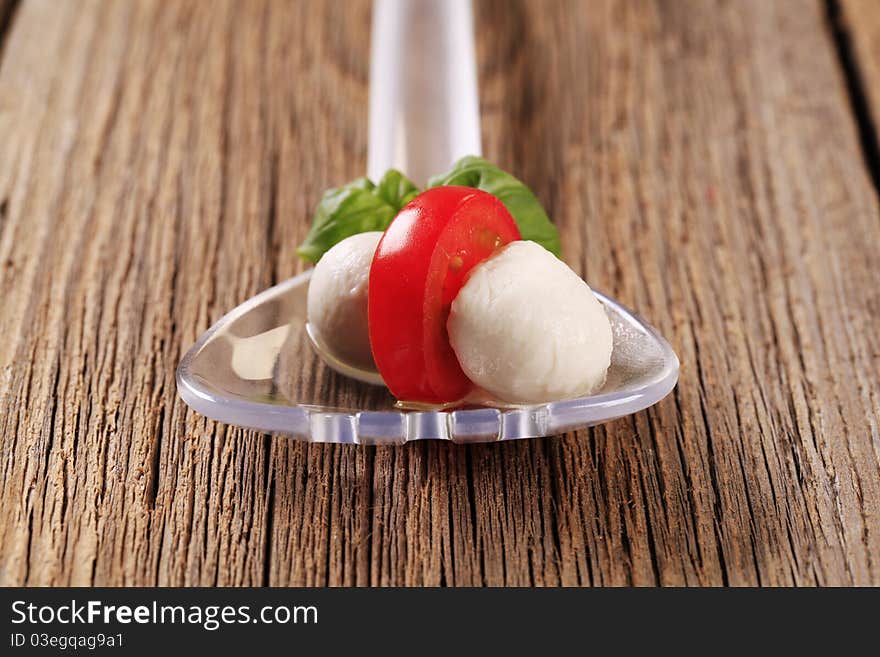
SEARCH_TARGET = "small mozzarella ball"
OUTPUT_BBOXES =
[448,240,612,404]
[307,232,382,370]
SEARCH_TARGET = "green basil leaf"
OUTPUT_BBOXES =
[296,170,419,263]
[374,168,420,209]
[427,155,562,256]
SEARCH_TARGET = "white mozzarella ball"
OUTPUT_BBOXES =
[448,240,612,404]
[307,232,382,371]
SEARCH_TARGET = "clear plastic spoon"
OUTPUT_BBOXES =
[176,0,680,443]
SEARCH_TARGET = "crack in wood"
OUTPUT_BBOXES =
[0,0,19,61]
[827,0,880,197]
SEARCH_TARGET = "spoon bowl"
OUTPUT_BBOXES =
[176,269,679,443]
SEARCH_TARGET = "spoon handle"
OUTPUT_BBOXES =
[367,0,481,187]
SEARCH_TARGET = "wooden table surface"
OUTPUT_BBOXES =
[1,0,879,586]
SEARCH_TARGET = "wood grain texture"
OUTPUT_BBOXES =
[1,0,878,586]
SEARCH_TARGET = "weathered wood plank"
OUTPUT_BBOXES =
[0,0,878,586]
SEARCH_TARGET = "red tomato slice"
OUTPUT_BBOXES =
[368,186,521,404]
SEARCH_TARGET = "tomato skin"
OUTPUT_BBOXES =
[368,186,521,404]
